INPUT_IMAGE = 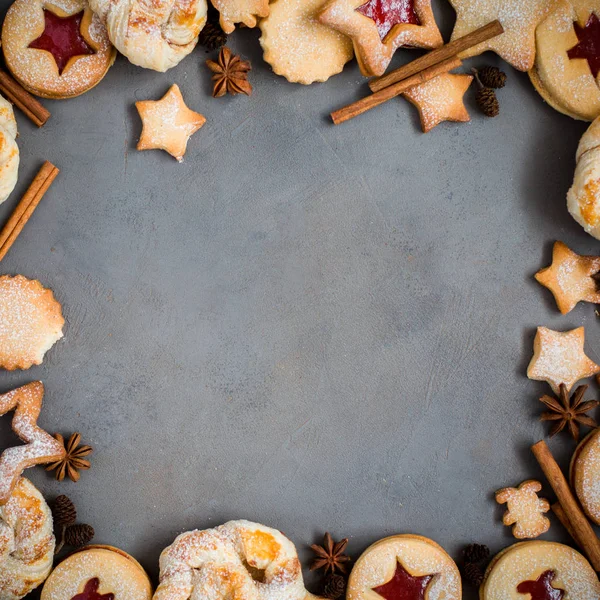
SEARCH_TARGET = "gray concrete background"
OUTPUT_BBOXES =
[0,1,598,598]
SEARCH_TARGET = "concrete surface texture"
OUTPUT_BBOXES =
[0,1,598,599]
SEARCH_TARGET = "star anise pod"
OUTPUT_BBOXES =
[310,532,351,575]
[206,47,252,98]
[540,383,599,441]
[46,433,93,482]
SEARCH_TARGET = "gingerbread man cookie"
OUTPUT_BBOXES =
[318,0,442,77]
[570,428,600,525]
[346,534,461,600]
[449,0,560,72]
[495,480,550,539]
[530,1,600,121]
[481,541,600,599]
[259,0,354,84]
[211,0,269,33]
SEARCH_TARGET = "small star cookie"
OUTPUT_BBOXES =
[402,73,473,132]
[211,0,269,33]
[535,241,600,314]
[527,326,600,393]
[495,480,550,539]
[136,84,206,162]
[318,0,442,77]
[448,0,561,72]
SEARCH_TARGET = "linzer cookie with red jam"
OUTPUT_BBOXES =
[41,546,152,600]
[318,0,442,76]
[480,541,600,599]
[570,428,600,525]
[2,0,116,99]
[346,534,461,600]
[530,1,600,121]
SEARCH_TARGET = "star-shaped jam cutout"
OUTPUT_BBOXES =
[372,560,437,600]
[516,570,565,600]
[568,13,600,78]
[527,326,600,394]
[29,10,94,75]
[534,241,600,314]
[356,0,420,41]
[72,578,115,600]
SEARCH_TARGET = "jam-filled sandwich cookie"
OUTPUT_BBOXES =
[480,541,600,599]
[0,478,55,600]
[2,0,116,99]
[259,0,354,84]
[570,428,600,524]
[154,519,324,600]
[347,534,461,600]
[318,0,442,77]
[530,1,600,121]
[41,545,152,600]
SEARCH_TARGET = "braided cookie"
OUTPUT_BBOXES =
[0,478,55,600]
[154,520,324,600]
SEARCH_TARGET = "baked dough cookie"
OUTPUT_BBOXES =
[2,0,116,99]
[347,534,461,600]
[211,0,269,33]
[535,241,600,313]
[318,0,442,77]
[154,519,323,600]
[568,116,600,239]
[41,545,152,600]
[0,478,55,600]
[0,275,65,371]
[0,94,19,205]
[480,541,600,599]
[495,480,550,539]
[259,0,353,84]
[90,0,207,72]
[449,0,561,72]
[530,1,600,122]
[570,428,600,524]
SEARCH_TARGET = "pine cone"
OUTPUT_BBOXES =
[64,523,95,547]
[51,495,77,527]
[464,563,484,587]
[476,88,499,117]
[323,574,346,599]
[463,543,490,564]
[198,22,228,51]
[477,66,506,89]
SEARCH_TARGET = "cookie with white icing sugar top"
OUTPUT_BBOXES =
[480,541,600,599]
[570,428,600,525]
[347,534,461,600]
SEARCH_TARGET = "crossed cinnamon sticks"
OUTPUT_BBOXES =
[331,20,504,125]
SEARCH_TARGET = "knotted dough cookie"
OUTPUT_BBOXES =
[89,0,207,72]
[154,519,324,600]
[0,94,18,205]
[0,477,55,600]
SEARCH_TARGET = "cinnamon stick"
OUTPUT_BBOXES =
[369,20,504,93]
[0,161,59,262]
[552,502,585,551]
[331,56,461,125]
[0,69,50,127]
[532,440,600,570]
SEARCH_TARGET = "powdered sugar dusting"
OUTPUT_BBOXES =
[573,429,600,524]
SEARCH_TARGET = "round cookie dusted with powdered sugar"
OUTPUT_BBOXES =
[347,534,461,600]
[259,0,353,84]
[2,0,116,99]
[41,545,152,600]
[571,428,600,525]
[0,275,64,371]
[480,541,600,599]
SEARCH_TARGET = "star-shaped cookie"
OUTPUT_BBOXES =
[527,326,600,393]
[211,0,269,33]
[402,73,472,132]
[136,84,206,163]
[535,241,600,314]
[318,0,442,76]
[495,480,550,539]
[0,381,65,504]
[448,0,560,71]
